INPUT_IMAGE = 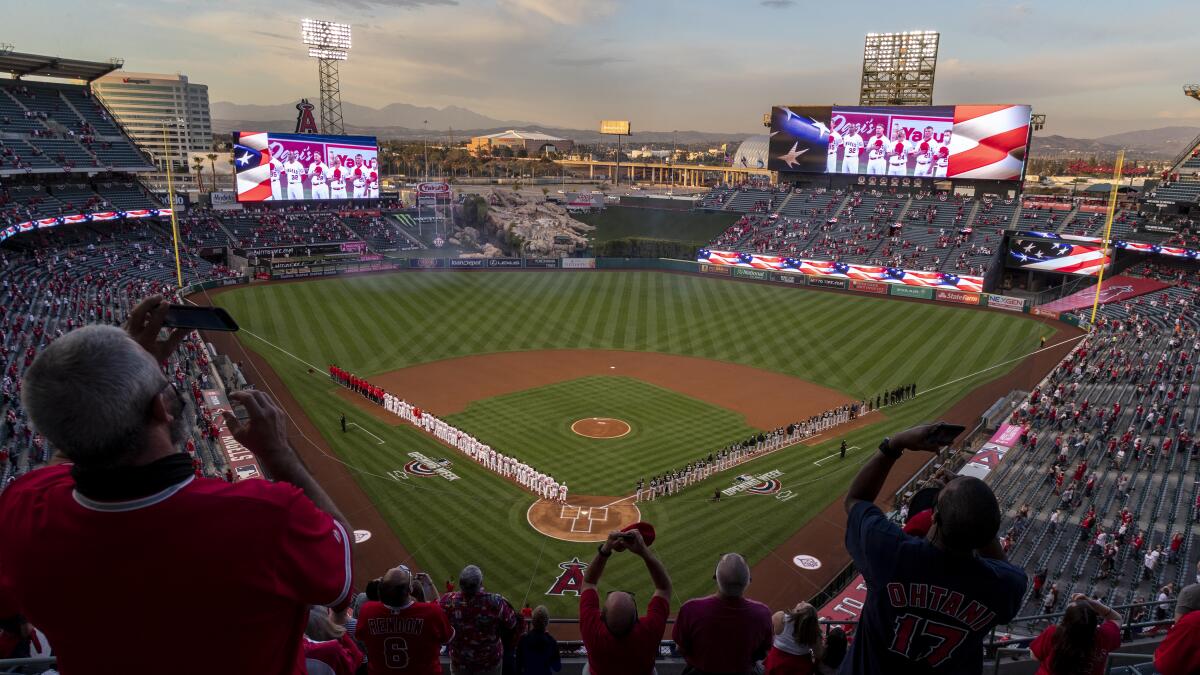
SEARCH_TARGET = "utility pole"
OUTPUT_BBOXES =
[671,130,677,192]
[423,119,429,182]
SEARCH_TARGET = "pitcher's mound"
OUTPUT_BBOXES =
[571,417,631,439]
[527,495,642,542]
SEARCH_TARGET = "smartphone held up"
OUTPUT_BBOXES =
[163,305,239,332]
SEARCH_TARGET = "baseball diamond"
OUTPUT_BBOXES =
[210,269,1060,615]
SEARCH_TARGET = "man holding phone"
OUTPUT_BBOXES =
[840,423,1026,674]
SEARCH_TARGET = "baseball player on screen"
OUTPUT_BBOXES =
[865,123,888,175]
[329,158,349,200]
[308,157,331,200]
[367,159,380,198]
[934,129,952,178]
[826,131,842,173]
[887,127,913,177]
[840,124,864,174]
[912,127,936,178]
[269,156,284,201]
[282,151,306,200]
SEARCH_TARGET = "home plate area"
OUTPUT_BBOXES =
[527,495,641,542]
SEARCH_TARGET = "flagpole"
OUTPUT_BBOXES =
[1089,149,1124,326]
[162,119,184,288]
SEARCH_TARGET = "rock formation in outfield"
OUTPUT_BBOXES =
[453,189,595,258]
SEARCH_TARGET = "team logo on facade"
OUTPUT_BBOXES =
[294,99,319,134]
[545,557,589,596]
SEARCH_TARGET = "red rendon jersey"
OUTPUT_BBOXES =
[356,600,453,674]
[580,588,668,675]
[1155,611,1200,675]
[0,464,352,675]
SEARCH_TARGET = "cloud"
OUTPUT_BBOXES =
[760,0,796,7]
[305,0,457,8]
[498,0,618,25]
[250,30,293,41]
[548,56,629,67]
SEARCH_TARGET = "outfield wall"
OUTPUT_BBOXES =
[252,255,1051,319]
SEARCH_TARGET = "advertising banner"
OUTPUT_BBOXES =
[1008,238,1110,276]
[448,258,485,268]
[211,190,243,211]
[990,423,1023,448]
[958,442,1011,480]
[698,263,731,276]
[202,389,262,481]
[986,294,1026,311]
[818,576,869,636]
[936,289,982,305]
[409,257,446,269]
[697,249,983,293]
[851,279,889,294]
[233,131,379,202]
[526,258,560,269]
[1036,274,1169,314]
[487,258,524,268]
[889,285,935,300]
[561,258,597,269]
[774,272,801,284]
[732,267,770,280]
[807,277,848,289]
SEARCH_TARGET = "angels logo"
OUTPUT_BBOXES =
[545,557,589,596]
[295,99,319,135]
[1096,285,1134,303]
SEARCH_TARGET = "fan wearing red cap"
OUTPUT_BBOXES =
[579,523,671,675]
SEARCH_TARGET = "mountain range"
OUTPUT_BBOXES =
[212,100,1200,157]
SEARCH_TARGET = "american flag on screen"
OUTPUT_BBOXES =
[233,132,273,202]
[947,105,1031,181]
[1009,238,1110,276]
[696,249,984,291]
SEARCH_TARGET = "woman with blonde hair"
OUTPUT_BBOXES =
[765,601,824,674]
[303,605,363,675]
[516,605,561,675]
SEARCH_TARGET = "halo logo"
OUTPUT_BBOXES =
[545,557,589,596]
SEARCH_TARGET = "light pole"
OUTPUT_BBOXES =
[159,117,186,287]
[670,130,677,192]
[423,119,429,182]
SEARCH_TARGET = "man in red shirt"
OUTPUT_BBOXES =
[0,298,354,675]
[1155,583,1200,675]
[356,567,453,674]
[672,553,773,674]
[579,529,671,675]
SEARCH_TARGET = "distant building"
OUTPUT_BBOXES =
[92,72,213,191]
[468,130,573,157]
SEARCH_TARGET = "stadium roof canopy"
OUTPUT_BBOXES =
[0,51,122,82]
[731,135,769,169]
[475,129,566,142]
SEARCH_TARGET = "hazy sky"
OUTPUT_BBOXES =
[7,0,1199,137]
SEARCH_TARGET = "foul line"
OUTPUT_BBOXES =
[348,423,386,445]
[814,445,860,466]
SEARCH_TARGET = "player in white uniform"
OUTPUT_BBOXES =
[269,157,284,200]
[367,159,380,198]
[912,126,936,177]
[329,161,349,200]
[886,128,913,176]
[840,124,864,174]
[558,482,567,503]
[864,124,888,175]
[308,161,330,200]
[826,131,841,173]
[934,130,952,178]
[282,153,306,200]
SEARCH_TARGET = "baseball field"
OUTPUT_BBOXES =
[210,269,1054,615]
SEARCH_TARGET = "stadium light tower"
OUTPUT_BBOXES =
[1185,84,1200,102]
[301,18,351,135]
[859,31,939,106]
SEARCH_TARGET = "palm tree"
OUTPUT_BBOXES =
[206,153,218,193]
[191,156,206,192]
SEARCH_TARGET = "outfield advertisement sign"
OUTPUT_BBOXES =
[527,258,560,268]
[409,257,446,269]
[807,277,848,289]
[889,285,934,300]
[936,289,982,305]
[698,263,731,276]
[850,280,889,294]
[774,272,800,284]
[448,258,486,268]
[561,258,597,269]
[732,267,770,280]
[986,294,1026,311]
[487,258,523,268]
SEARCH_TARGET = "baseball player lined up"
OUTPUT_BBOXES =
[634,402,863,502]
[374,390,568,503]
[827,123,951,177]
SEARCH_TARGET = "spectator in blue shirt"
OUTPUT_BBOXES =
[515,606,561,675]
[841,423,1026,674]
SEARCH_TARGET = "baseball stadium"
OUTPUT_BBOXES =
[1,13,1199,675]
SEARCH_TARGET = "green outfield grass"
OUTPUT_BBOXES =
[575,205,736,245]
[445,376,759,495]
[214,270,1047,614]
